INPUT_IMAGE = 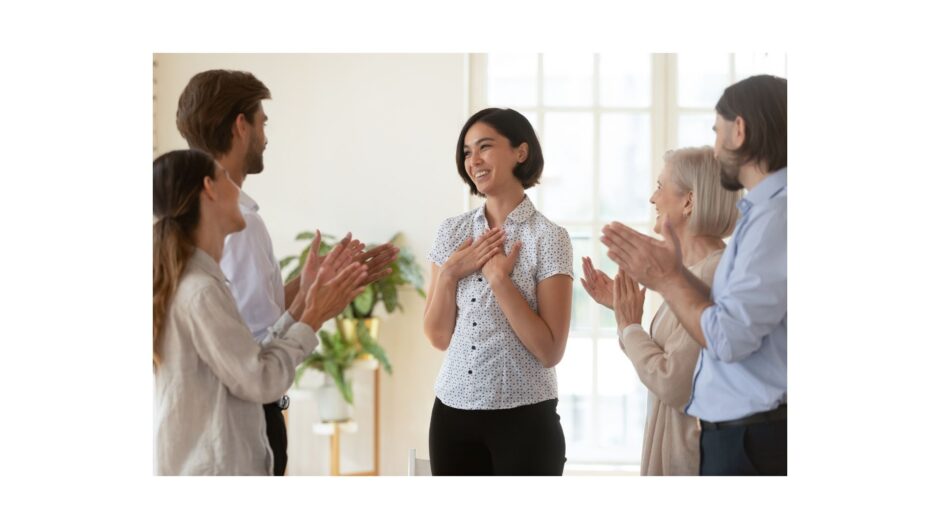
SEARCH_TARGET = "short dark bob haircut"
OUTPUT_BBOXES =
[455,108,544,196]
[715,74,787,173]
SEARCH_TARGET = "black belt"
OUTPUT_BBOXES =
[700,404,786,431]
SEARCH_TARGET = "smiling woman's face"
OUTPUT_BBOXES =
[649,163,690,235]
[462,121,527,196]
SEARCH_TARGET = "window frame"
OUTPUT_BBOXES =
[468,53,784,466]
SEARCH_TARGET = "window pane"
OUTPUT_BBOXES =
[543,53,594,107]
[520,110,539,133]
[569,233,592,332]
[487,53,538,107]
[597,338,646,457]
[558,337,593,395]
[599,53,651,107]
[678,112,717,149]
[557,337,594,449]
[596,249,619,331]
[734,52,787,80]
[678,53,731,108]
[542,112,593,222]
[599,113,651,222]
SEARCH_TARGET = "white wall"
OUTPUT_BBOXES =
[154,53,469,475]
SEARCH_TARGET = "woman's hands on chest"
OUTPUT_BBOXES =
[441,227,506,282]
[482,240,523,284]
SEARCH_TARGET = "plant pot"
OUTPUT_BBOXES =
[316,376,352,422]
[337,317,380,360]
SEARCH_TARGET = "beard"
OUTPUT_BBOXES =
[244,134,265,175]
[717,150,744,191]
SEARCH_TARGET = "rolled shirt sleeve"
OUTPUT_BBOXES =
[701,203,787,363]
[187,284,318,405]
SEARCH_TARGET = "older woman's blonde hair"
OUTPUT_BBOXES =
[664,146,741,238]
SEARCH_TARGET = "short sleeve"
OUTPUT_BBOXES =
[428,217,462,266]
[536,224,574,283]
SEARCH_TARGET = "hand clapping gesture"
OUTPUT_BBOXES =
[612,269,646,331]
[601,219,683,292]
[356,242,399,286]
[299,234,367,331]
[301,264,367,331]
[580,256,614,309]
[293,231,375,329]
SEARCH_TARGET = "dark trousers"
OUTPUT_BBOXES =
[263,402,287,476]
[429,397,566,476]
[699,419,787,476]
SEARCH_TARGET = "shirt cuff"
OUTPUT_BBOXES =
[619,324,645,344]
[270,311,297,339]
[536,269,575,282]
[285,321,320,355]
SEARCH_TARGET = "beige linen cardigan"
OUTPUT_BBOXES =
[619,249,723,476]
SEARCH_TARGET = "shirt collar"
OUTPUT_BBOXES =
[238,189,259,213]
[739,167,787,214]
[473,195,536,226]
[189,247,228,284]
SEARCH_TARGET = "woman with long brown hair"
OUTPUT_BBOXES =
[153,149,366,475]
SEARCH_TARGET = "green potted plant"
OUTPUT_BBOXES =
[280,232,425,413]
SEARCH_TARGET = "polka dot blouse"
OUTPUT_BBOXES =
[428,195,574,410]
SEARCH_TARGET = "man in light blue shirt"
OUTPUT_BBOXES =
[602,75,787,475]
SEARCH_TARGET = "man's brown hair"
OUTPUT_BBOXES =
[715,74,787,173]
[176,70,271,157]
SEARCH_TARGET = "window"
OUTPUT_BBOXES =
[471,53,787,465]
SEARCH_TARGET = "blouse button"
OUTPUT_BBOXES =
[472,322,477,327]
[478,278,483,282]
[471,346,476,350]
[471,298,476,302]
[468,370,473,375]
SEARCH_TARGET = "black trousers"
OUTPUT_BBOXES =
[429,397,566,476]
[263,401,287,476]
[699,419,787,476]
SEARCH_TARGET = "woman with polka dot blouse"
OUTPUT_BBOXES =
[423,108,574,475]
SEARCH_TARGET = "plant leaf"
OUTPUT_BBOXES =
[318,330,335,356]
[279,255,297,270]
[357,320,392,374]
[294,357,310,387]
[352,284,376,318]
[324,360,354,404]
[380,281,398,313]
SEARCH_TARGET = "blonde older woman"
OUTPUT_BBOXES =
[581,146,740,475]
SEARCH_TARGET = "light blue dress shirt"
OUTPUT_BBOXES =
[686,168,787,422]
